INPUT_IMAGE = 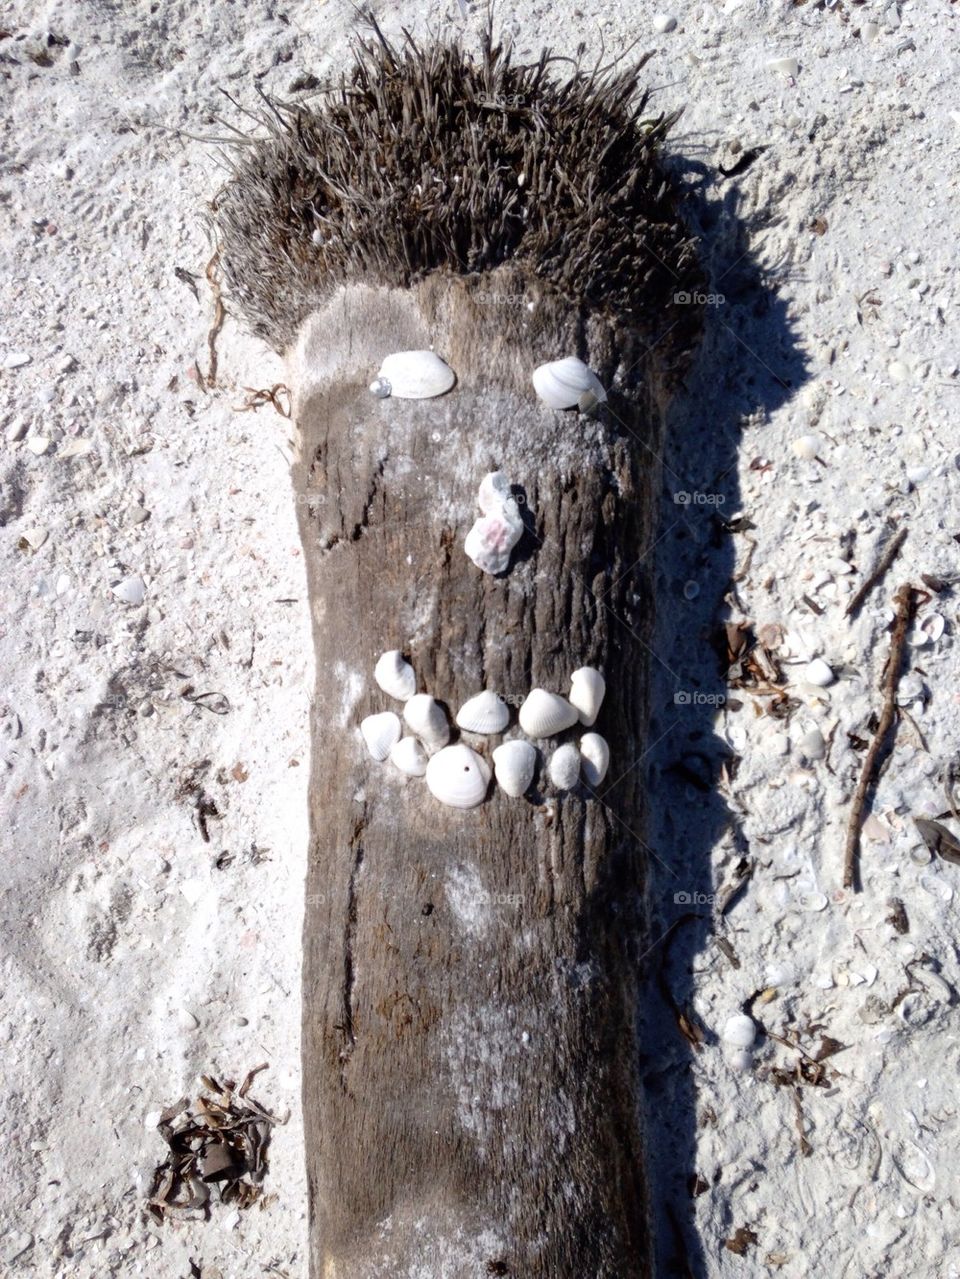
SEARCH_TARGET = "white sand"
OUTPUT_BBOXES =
[1,1,958,1275]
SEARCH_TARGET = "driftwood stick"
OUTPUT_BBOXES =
[845,526,908,619]
[843,583,918,889]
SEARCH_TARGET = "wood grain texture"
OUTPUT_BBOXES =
[290,271,670,1278]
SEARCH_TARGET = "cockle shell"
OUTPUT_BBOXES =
[389,735,428,777]
[403,693,450,751]
[374,650,417,701]
[360,711,402,761]
[532,356,606,411]
[373,350,455,400]
[579,733,610,787]
[425,743,491,809]
[455,691,510,735]
[548,742,581,790]
[464,471,524,576]
[492,739,537,797]
[568,667,606,726]
[518,689,579,738]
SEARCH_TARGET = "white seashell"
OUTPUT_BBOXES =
[425,743,491,809]
[862,20,880,40]
[464,506,523,575]
[389,735,428,777]
[477,470,512,515]
[112,575,146,605]
[532,356,606,410]
[568,667,606,726]
[918,613,945,644]
[768,56,799,77]
[374,350,455,400]
[653,13,677,33]
[403,694,450,751]
[492,739,537,797]
[791,433,820,460]
[374,650,417,701]
[799,727,826,761]
[369,377,391,398]
[549,743,581,790]
[804,658,834,687]
[518,689,579,738]
[360,711,402,761]
[721,1013,757,1050]
[579,733,610,787]
[799,891,829,913]
[456,691,510,735]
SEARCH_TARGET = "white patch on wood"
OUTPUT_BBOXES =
[333,660,364,727]
[444,863,491,937]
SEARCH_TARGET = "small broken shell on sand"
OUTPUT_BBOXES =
[791,433,820,460]
[568,667,606,726]
[492,739,537,797]
[456,691,510,735]
[721,1013,757,1050]
[532,356,606,410]
[767,55,799,77]
[374,650,417,701]
[389,735,428,777]
[403,693,450,752]
[373,350,455,400]
[549,743,581,790]
[804,657,834,687]
[579,733,610,787]
[464,470,524,576]
[360,711,402,761]
[425,743,491,809]
[518,689,579,738]
[112,575,146,605]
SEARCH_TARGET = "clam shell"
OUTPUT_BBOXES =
[518,689,578,738]
[375,350,455,400]
[403,693,450,751]
[389,735,428,777]
[455,691,510,735]
[492,739,537,797]
[548,742,581,790]
[360,711,402,762]
[425,743,491,809]
[579,733,610,787]
[569,667,606,726]
[374,650,417,701]
[532,357,606,410]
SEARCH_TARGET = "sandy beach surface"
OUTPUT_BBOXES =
[2,1,958,1276]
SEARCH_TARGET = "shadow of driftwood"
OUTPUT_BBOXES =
[637,169,809,1276]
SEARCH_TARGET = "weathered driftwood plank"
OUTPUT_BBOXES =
[213,25,701,1278]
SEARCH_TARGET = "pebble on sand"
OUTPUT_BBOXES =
[653,14,677,33]
[804,658,834,687]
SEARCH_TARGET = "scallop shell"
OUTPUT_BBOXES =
[403,694,450,751]
[374,350,455,400]
[579,733,610,787]
[360,711,402,762]
[568,667,606,726]
[425,743,491,809]
[389,735,428,777]
[548,743,581,790]
[492,739,537,797]
[456,691,510,735]
[518,689,579,739]
[532,357,606,410]
[374,650,417,701]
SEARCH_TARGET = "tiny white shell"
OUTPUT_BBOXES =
[425,743,491,809]
[549,743,581,790]
[579,733,610,787]
[464,504,523,576]
[112,575,146,606]
[721,1013,756,1050]
[568,667,606,726]
[389,735,428,777]
[791,433,820,460]
[804,658,834,687]
[492,739,537,797]
[798,727,826,761]
[403,694,450,751]
[532,356,606,410]
[360,711,402,761]
[768,55,799,77]
[375,350,455,400]
[518,689,579,738]
[455,691,510,735]
[477,470,512,514]
[368,377,391,398]
[374,650,417,701]
[917,613,945,644]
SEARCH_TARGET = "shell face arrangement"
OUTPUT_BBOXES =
[371,350,456,400]
[426,743,492,809]
[492,740,538,797]
[518,689,579,739]
[549,743,581,791]
[374,650,417,701]
[455,690,510,735]
[568,666,606,726]
[532,356,607,411]
[464,470,524,576]
[403,693,451,752]
[579,733,610,787]
[360,711,402,761]
[389,735,428,777]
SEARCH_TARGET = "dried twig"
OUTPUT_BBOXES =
[843,583,918,888]
[845,527,908,619]
[202,248,226,390]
